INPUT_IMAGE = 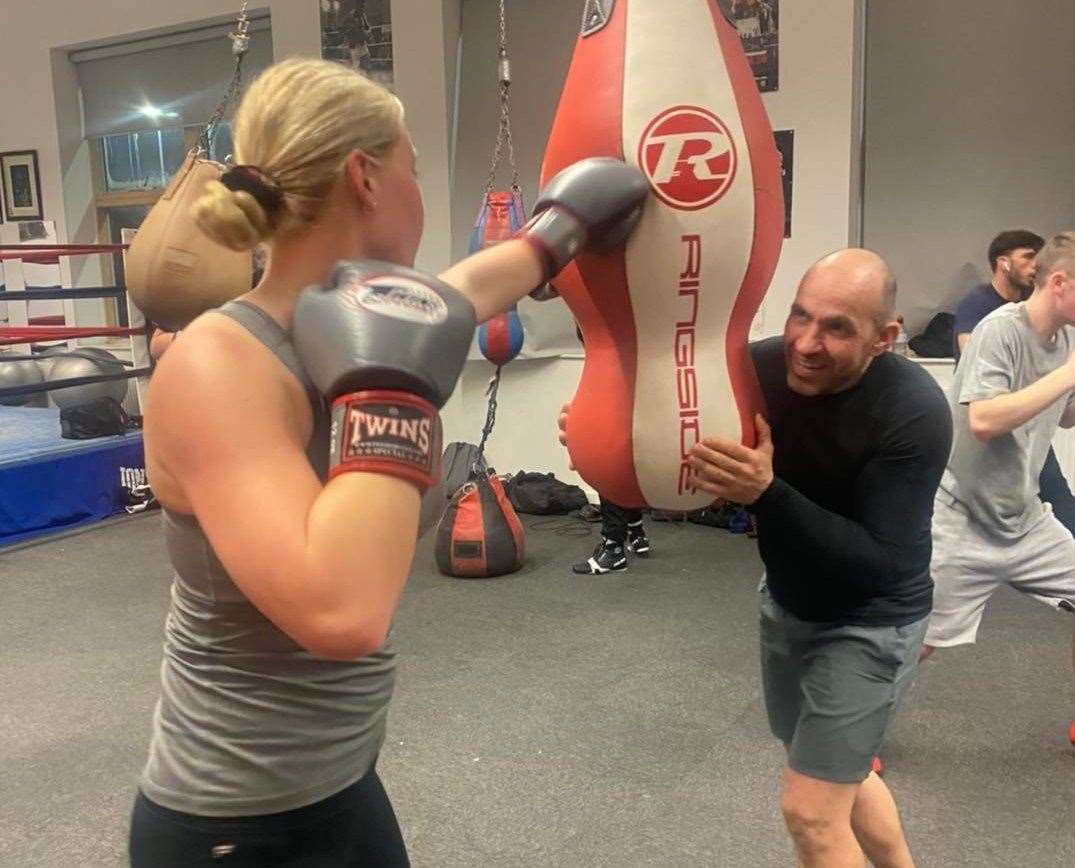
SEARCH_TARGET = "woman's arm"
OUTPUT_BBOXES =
[439,238,544,323]
[147,320,419,660]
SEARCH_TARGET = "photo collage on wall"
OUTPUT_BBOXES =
[718,0,779,93]
[319,0,394,87]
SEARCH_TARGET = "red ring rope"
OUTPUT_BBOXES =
[0,325,145,346]
[0,243,128,264]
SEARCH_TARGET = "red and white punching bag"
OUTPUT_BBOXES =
[543,0,784,510]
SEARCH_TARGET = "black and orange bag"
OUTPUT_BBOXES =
[434,468,525,579]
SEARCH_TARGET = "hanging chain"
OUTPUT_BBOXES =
[475,1,517,464]
[473,366,503,470]
[483,0,520,195]
[199,0,251,156]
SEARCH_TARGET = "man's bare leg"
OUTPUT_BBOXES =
[781,767,866,868]
[850,771,916,868]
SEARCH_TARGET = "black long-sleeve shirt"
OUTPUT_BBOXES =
[748,337,953,626]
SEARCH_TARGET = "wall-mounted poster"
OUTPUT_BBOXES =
[1,150,43,222]
[774,129,793,238]
[320,0,394,86]
[718,0,779,93]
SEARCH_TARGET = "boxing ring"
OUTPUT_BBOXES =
[0,405,146,546]
[0,230,153,547]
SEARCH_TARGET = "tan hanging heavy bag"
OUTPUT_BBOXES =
[125,151,252,331]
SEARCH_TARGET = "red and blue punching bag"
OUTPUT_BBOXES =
[542,0,784,510]
[471,191,527,365]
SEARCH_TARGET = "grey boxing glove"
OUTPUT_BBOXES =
[522,157,650,284]
[294,260,476,491]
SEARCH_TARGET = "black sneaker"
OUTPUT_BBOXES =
[626,522,651,556]
[572,538,628,574]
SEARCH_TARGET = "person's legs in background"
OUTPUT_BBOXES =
[1000,507,1075,745]
[1038,447,1075,535]
[623,505,651,556]
[573,497,630,574]
[599,497,630,546]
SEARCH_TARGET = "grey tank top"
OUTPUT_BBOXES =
[140,299,396,817]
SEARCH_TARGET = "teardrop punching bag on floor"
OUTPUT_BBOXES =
[471,191,527,365]
[542,0,784,510]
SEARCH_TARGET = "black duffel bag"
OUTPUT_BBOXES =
[504,471,588,515]
[60,396,135,439]
[908,312,955,358]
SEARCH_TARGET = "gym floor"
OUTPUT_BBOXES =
[3,513,1073,867]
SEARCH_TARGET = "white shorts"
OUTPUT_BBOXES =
[926,493,1075,648]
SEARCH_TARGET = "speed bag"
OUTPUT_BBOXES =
[542,0,784,510]
[471,191,527,365]
[435,471,525,579]
[125,151,252,331]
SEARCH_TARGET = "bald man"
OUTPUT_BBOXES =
[690,250,951,868]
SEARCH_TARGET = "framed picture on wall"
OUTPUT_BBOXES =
[320,0,394,87]
[1,150,43,221]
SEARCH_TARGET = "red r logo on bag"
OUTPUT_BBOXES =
[638,106,738,211]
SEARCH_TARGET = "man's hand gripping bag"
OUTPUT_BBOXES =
[543,0,784,510]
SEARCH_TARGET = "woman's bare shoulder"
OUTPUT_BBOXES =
[144,312,308,474]
[149,315,272,405]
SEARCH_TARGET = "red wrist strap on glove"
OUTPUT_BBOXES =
[328,390,442,492]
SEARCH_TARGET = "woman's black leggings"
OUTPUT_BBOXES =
[129,769,409,867]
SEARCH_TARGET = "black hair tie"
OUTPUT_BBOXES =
[219,165,284,216]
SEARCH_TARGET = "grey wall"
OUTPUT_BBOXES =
[863,0,1075,334]
[444,0,462,158]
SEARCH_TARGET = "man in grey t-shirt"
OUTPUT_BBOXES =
[926,233,1075,743]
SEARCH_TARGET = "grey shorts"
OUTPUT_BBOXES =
[927,494,1075,648]
[759,582,928,784]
